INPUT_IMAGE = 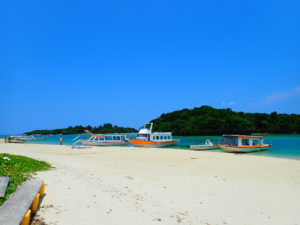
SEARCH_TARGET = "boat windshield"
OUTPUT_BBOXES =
[89,137,96,141]
[223,136,234,145]
[253,139,260,146]
[89,136,105,141]
[137,134,149,141]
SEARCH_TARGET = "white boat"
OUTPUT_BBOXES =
[80,134,128,146]
[221,135,272,153]
[190,139,223,150]
[5,135,37,143]
[5,135,46,143]
[128,123,178,148]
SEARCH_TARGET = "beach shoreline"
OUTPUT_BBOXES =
[0,143,300,225]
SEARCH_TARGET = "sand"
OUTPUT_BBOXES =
[0,142,300,225]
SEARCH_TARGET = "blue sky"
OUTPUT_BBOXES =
[1,0,299,134]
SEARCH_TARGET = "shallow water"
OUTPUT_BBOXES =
[2,134,300,160]
[173,135,300,160]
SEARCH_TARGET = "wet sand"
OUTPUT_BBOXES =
[0,143,300,225]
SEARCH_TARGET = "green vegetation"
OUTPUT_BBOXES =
[0,153,52,205]
[25,123,137,135]
[151,106,300,135]
[23,106,300,136]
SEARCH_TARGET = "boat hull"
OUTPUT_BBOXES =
[189,145,221,150]
[128,139,178,148]
[80,140,128,147]
[222,145,271,153]
[8,139,25,144]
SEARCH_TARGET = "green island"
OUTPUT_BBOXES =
[24,123,138,135]
[0,153,52,205]
[24,106,300,136]
[151,105,300,135]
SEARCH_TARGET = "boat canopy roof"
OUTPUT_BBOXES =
[223,135,264,139]
[152,132,172,136]
[91,134,126,138]
[138,128,151,134]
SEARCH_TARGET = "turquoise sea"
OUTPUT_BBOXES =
[1,134,300,160]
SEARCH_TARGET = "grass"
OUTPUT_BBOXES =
[0,153,52,205]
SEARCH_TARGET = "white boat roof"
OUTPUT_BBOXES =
[138,128,151,134]
[138,123,172,136]
[223,134,264,139]
[91,134,126,137]
[152,132,172,135]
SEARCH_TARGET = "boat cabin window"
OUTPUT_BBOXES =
[105,136,113,141]
[113,136,121,141]
[137,134,149,141]
[233,137,238,146]
[137,134,148,138]
[224,137,234,145]
[252,139,259,146]
[241,139,250,146]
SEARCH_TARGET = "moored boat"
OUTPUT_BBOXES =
[80,134,128,146]
[190,139,224,150]
[4,135,47,143]
[221,135,271,153]
[128,123,178,148]
[4,136,26,143]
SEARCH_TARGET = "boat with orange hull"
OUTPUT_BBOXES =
[221,135,272,153]
[129,139,178,148]
[128,123,178,148]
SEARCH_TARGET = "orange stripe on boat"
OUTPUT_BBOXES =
[237,136,264,139]
[231,144,272,148]
[129,139,177,145]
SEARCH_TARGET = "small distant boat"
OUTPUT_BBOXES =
[5,136,25,143]
[79,134,128,146]
[4,135,38,143]
[128,123,178,148]
[221,135,272,153]
[190,139,224,150]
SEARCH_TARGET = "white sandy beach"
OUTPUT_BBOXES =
[0,142,300,225]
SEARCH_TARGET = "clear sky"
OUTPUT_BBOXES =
[1,0,299,134]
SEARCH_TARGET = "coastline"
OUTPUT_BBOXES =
[0,143,299,225]
[2,136,300,161]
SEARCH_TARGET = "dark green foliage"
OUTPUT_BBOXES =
[24,123,137,135]
[151,106,300,135]
[0,153,52,205]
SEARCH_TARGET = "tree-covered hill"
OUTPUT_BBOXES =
[151,106,300,135]
[24,123,137,135]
